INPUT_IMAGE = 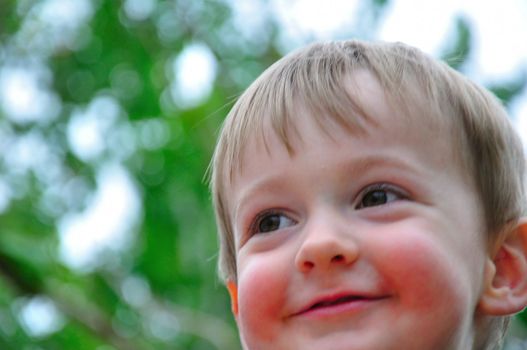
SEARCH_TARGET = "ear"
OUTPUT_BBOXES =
[478,219,527,315]
[226,280,239,317]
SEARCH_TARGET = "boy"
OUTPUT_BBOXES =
[209,40,527,349]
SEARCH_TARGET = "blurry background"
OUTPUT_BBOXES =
[0,0,525,349]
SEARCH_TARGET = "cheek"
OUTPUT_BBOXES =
[373,228,478,312]
[236,253,290,341]
[368,227,483,347]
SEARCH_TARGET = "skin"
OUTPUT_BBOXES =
[226,71,497,349]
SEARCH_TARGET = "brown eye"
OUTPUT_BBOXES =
[361,190,389,207]
[254,212,295,234]
[357,184,405,209]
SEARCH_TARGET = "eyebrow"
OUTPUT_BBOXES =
[232,154,423,223]
[232,176,289,226]
[337,153,422,181]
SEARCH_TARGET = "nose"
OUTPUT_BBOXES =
[294,215,359,273]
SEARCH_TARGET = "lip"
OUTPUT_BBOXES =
[292,291,389,318]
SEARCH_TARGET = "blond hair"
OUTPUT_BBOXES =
[210,40,526,347]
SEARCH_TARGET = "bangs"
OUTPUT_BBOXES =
[217,42,375,186]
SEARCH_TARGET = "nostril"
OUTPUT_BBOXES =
[331,254,345,263]
[304,261,315,269]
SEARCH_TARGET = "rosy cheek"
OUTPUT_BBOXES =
[373,230,470,311]
[237,255,290,341]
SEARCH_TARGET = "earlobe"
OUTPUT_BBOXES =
[226,280,239,316]
[478,219,527,315]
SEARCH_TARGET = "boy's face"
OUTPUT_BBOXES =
[227,71,489,350]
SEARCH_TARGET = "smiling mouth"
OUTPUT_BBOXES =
[309,295,363,310]
[295,294,387,316]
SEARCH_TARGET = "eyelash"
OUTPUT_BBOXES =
[355,183,408,209]
[248,209,296,235]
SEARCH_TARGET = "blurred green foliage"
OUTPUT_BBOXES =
[0,0,525,349]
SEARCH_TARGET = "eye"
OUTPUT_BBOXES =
[251,211,296,234]
[356,184,406,209]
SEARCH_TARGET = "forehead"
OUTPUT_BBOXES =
[236,70,456,173]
